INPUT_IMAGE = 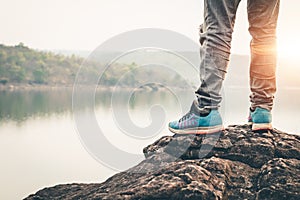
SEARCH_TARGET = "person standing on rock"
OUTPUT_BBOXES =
[169,0,280,134]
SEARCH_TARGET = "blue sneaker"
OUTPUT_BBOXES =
[248,107,272,131]
[168,100,223,134]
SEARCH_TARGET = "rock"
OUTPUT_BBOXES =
[257,158,300,200]
[25,125,300,200]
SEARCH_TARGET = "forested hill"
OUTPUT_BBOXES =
[0,44,189,88]
[0,43,88,85]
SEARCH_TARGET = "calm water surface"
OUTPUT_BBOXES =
[0,88,299,199]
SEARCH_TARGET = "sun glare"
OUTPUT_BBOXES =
[277,38,300,60]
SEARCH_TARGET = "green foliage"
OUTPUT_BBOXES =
[0,44,190,88]
[33,68,47,84]
[0,44,87,85]
[0,78,8,85]
[9,64,25,82]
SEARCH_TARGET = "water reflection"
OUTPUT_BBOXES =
[1,88,300,134]
[0,88,194,124]
[0,89,73,123]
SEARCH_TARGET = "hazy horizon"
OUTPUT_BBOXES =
[1,0,300,59]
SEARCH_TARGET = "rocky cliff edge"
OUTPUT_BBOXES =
[25,125,300,200]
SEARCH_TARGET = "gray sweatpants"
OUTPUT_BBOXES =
[195,0,280,111]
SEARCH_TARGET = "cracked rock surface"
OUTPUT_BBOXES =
[25,125,300,200]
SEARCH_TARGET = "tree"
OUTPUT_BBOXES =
[33,68,47,84]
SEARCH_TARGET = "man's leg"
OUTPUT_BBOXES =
[196,0,241,110]
[247,0,280,130]
[247,0,280,111]
[169,0,241,134]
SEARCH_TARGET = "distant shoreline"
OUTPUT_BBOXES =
[0,83,193,92]
[0,84,75,91]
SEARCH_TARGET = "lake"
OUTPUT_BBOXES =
[0,87,299,199]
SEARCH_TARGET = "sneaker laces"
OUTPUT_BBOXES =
[179,112,192,122]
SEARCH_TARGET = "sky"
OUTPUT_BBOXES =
[1,0,299,57]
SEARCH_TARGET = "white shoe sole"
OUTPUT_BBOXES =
[168,125,224,135]
[252,123,273,131]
